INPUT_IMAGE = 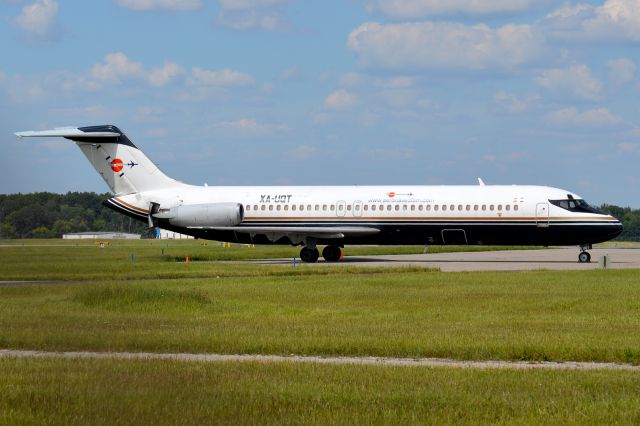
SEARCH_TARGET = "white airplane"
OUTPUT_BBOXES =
[15,125,623,263]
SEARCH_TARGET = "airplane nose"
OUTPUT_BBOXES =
[611,221,624,238]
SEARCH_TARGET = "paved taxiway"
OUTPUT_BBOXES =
[240,247,640,272]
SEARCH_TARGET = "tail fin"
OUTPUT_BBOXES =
[15,125,184,195]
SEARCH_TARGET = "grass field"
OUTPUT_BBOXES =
[0,239,543,281]
[1,357,640,425]
[2,240,640,423]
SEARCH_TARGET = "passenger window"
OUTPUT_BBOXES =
[498,205,502,211]
[307,205,312,211]
[322,205,327,211]
[387,205,392,211]
[466,205,470,211]
[425,205,430,211]
[276,205,281,211]
[411,205,415,211]
[458,205,463,211]
[338,205,343,210]
[442,205,447,211]
[245,205,250,211]
[269,205,274,211]
[261,205,266,211]
[372,205,376,211]
[292,205,297,211]
[300,205,304,211]
[505,205,510,211]
[284,205,289,211]
[419,205,424,211]
[364,205,369,211]
[330,205,335,211]
[514,205,519,211]
[490,205,494,211]
[434,205,439,211]
[474,205,478,211]
[450,204,455,211]
[482,205,486,211]
[355,205,360,211]
[347,205,352,211]
[402,205,407,211]
[395,205,400,211]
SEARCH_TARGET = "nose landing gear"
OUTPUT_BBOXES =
[578,244,592,263]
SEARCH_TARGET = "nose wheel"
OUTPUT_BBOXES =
[578,244,592,263]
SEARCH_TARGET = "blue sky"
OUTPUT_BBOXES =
[0,0,638,206]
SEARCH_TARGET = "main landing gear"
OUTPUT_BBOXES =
[299,244,343,263]
[578,244,592,263]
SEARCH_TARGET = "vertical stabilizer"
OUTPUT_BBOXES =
[15,125,184,195]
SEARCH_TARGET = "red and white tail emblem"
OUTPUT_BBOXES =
[110,158,123,172]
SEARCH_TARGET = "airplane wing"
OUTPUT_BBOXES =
[190,226,380,243]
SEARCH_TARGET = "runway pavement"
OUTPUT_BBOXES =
[240,247,640,272]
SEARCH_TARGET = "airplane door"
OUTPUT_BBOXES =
[536,202,549,227]
[336,200,346,217]
[353,200,363,217]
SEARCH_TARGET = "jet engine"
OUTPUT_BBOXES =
[154,202,244,227]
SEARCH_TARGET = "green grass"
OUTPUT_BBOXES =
[0,239,542,281]
[2,269,640,363]
[2,240,640,423]
[1,357,639,425]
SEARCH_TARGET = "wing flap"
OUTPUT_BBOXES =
[189,226,380,240]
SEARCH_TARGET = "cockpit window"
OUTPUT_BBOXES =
[549,199,601,214]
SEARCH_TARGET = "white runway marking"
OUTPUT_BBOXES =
[1,349,639,371]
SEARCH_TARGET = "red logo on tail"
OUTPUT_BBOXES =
[110,158,123,172]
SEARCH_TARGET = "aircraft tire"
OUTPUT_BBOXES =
[578,251,591,263]
[322,245,342,262]
[300,247,319,263]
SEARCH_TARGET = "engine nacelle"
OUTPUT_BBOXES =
[157,202,244,227]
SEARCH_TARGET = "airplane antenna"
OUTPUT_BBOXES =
[477,178,486,186]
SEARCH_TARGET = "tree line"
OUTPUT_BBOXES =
[0,192,153,239]
[0,192,638,241]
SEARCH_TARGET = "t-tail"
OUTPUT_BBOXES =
[14,125,184,195]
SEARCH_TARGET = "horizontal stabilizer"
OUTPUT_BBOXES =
[15,127,120,138]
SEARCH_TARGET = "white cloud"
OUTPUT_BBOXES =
[365,0,537,19]
[545,0,640,42]
[147,62,184,86]
[494,91,534,113]
[536,65,602,101]
[608,58,636,85]
[115,0,202,11]
[214,118,288,138]
[215,0,287,31]
[90,52,144,82]
[618,142,640,153]
[289,144,316,160]
[347,22,544,71]
[188,67,255,87]
[547,107,622,127]
[325,89,358,110]
[216,10,285,31]
[15,0,58,37]
[217,0,283,11]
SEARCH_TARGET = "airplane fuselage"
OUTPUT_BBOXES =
[106,184,622,247]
